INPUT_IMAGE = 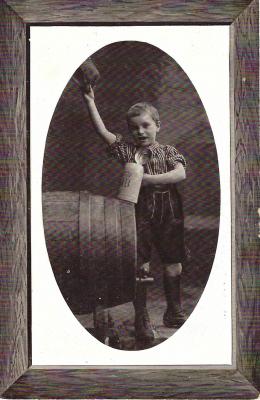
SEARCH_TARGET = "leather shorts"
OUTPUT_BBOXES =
[135,186,186,266]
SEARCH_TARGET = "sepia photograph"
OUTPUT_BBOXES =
[41,37,221,351]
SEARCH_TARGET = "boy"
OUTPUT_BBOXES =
[83,85,187,343]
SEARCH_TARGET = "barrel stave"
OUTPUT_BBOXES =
[43,191,81,311]
[43,190,137,314]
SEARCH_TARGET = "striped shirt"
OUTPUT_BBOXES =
[109,134,186,175]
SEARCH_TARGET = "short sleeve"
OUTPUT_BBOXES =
[165,145,187,170]
[108,134,134,163]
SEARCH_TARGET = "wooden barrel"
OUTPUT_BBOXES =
[42,191,137,314]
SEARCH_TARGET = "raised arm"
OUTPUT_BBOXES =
[142,163,186,186]
[82,85,116,145]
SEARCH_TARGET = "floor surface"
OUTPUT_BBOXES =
[76,217,219,350]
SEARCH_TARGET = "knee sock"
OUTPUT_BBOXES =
[163,274,182,313]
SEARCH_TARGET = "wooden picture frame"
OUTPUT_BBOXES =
[0,0,259,398]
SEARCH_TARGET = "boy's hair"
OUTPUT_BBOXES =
[127,102,160,125]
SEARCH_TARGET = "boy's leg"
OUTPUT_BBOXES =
[163,263,186,328]
[133,262,154,342]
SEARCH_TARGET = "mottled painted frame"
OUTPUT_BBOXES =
[0,0,259,398]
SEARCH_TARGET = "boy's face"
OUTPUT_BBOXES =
[128,112,160,147]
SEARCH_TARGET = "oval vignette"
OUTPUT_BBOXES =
[42,41,220,351]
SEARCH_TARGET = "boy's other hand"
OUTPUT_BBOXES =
[141,173,151,187]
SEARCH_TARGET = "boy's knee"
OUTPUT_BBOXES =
[164,263,182,277]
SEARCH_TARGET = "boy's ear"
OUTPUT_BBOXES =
[156,120,161,130]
